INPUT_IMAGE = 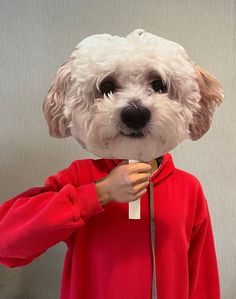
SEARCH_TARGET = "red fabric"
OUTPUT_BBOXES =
[0,153,220,299]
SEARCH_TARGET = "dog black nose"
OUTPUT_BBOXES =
[121,103,151,130]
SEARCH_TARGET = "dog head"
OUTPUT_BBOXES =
[43,29,223,161]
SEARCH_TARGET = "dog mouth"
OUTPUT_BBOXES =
[120,131,145,138]
[103,130,145,146]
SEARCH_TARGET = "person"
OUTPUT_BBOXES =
[0,153,220,299]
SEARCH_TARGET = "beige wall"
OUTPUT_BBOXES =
[0,0,235,298]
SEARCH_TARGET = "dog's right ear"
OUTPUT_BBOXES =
[43,57,74,138]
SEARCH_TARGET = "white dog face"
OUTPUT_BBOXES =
[43,29,223,161]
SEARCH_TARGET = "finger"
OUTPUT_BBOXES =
[132,189,147,200]
[134,181,149,193]
[127,181,149,194]
[129,162,152,174]
[130,173,151,184]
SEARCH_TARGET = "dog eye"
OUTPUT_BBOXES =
[99,80,116,96]
[151,79,167,93]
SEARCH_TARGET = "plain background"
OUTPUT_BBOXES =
[0,0,235,298]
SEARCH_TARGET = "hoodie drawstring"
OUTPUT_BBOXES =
[149,181,157,299]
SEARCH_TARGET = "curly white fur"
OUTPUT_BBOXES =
[43,29,223,161]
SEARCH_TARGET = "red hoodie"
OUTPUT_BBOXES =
[0,153,220,299]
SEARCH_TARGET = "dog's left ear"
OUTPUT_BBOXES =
[189,65,224,140]
[43,57,74,138]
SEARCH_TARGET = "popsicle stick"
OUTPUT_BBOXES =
[128,160,141,219]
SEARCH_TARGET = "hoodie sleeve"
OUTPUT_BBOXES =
[188,183,220,299]
[0,160,104,268]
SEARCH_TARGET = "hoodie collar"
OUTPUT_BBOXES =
[103,153,175,187]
